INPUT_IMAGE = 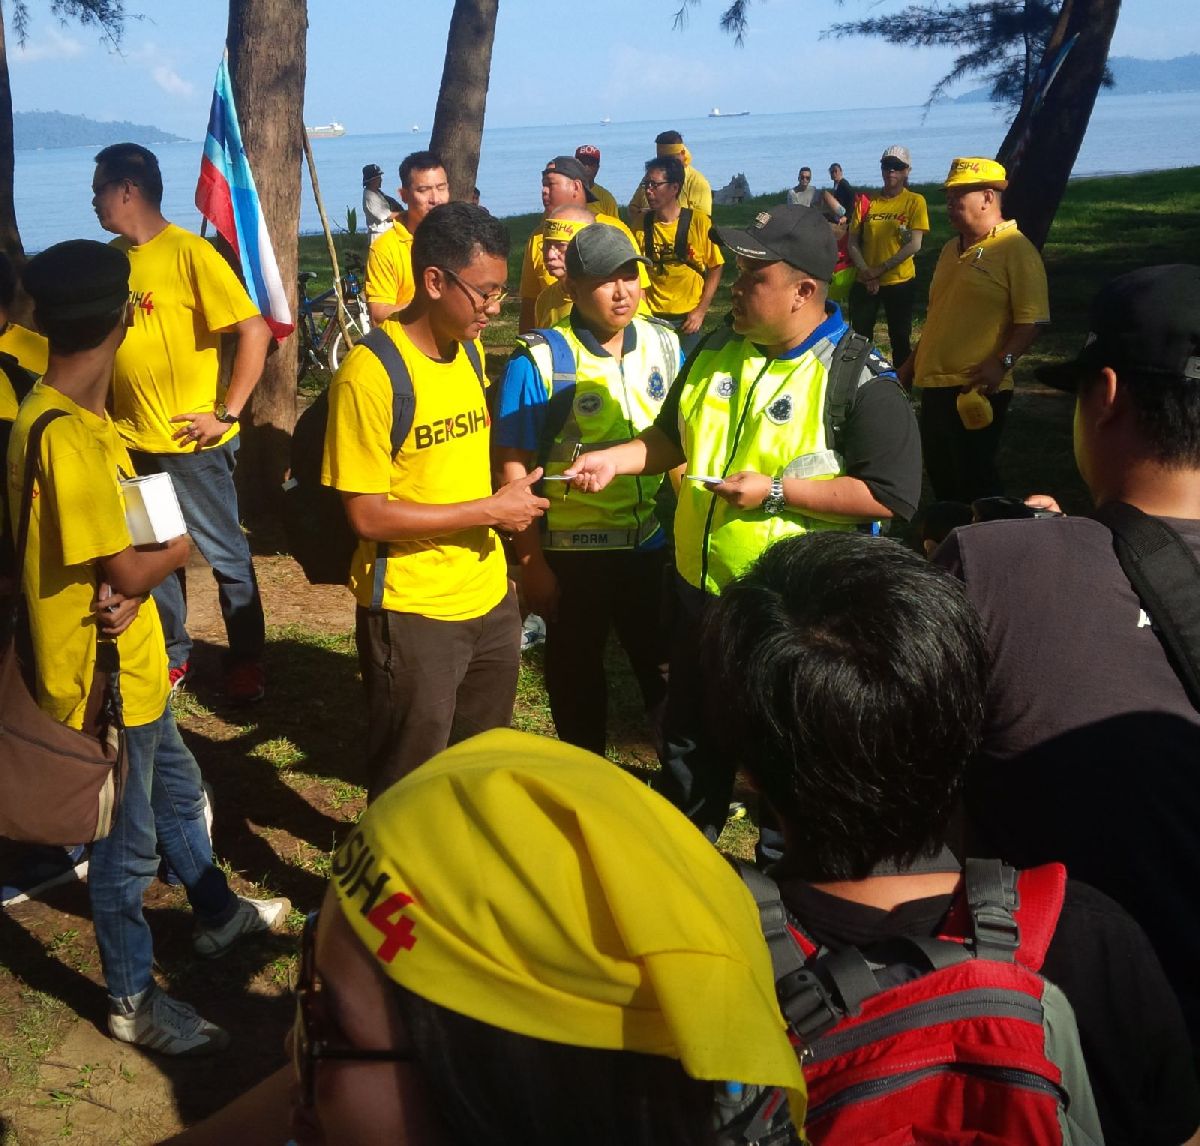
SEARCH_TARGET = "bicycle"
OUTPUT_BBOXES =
[296,258,370,380]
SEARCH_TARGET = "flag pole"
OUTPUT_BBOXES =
[300,129,353,346]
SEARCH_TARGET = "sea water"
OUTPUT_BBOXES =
[13,90,1200,253]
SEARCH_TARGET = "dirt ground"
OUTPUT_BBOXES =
[0,547,359,1146]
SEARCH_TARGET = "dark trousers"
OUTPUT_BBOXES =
[543,547,668,756]
[653,575,784,865]
[850,278,917,365]
[355,586,521,802]
[919,386,1014,503]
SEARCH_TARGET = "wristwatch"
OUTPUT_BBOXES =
[761,478,787,516]
[214,403,240,425]
[999,353,1016,371]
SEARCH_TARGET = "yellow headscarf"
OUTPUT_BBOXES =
[657,140,692,168]
[332,728,806,1129]
[543,216,591,243]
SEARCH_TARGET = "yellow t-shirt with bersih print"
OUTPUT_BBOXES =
[853,189,930,287]
[110,222,260,454]
[321,322,507,622]
[5,383,169,730]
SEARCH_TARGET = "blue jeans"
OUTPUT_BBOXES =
[88,706,235,1001]
[129,438,265,671]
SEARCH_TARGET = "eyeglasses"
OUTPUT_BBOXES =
[640,179,671,190]
[438,265,508,309]
[91,177,130,197]
[881,161,908,172]
[292,911,414,1109]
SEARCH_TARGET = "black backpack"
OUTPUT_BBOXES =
[642,207,705,277]
[282,331,484,596]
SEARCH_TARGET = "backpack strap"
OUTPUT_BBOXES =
[964,857,1021,963]
[10,410,69,616]
[1093,500,1200,711]
[644,208,704,278]
[822,329,878,455]
[0,351,37,402]
[527,327,578,472]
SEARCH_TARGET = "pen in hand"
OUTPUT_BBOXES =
[563,442,582,499]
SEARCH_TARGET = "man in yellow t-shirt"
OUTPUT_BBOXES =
[902,157,1049,502]
[635,154,723,354]
[364,150,451,325]
[6,240,287,1054]
[518,155,646,332]
[92,143,272,704]
[627,130,712,228]
[323,202,549,800]
[574,144,620,218]
[0,251,47,379]
[848,145,930,366]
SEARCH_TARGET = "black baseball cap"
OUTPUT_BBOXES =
[1037,264,1200,390]
[23,240,129,320]
[362,163,383,185]
[543,156,598,203]
[711,205,837,282]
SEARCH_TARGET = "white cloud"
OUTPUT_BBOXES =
[13,28,85,63]
[152,64,194,98]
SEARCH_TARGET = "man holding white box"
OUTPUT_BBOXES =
[91,143,272,704]
[6,240,288,1055]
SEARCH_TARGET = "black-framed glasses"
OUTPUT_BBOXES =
[438,265,508,308]
[640,178,671,190]
[292,911,414,1109]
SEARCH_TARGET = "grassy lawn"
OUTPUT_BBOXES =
[0,169,1196,1143]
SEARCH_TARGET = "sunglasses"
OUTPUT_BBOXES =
[881,160,909,172]
[438,265,508,309]
[292,911,414,1109]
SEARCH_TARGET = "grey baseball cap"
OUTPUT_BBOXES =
[565,224,650,279]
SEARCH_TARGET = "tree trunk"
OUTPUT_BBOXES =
[429,0,499,201]
[0,5,24,266]
[226,0,307,524]
[998,0,1121,249]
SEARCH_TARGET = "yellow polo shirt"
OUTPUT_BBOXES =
[587,182,620,219]
[0,322,48,377]
[914,220,1049,393]
[853,189,930,286]
[321,322,506,621]
[365,217,416,311]
[111,223,259,453]
[520,214,649,302]
[637,209,723,317]
[6,383,169,729]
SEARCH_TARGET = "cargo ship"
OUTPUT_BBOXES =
[306,122,345,139]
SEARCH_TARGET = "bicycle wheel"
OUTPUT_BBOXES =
[327,319,363,372]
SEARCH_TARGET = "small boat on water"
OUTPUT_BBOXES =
[307,122,345,138]
[708,107,749,118]
[600,116,612,126]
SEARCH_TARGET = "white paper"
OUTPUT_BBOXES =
[120,472,187,545]
[684,474,724,485]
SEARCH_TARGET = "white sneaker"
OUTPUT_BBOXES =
[109,986,229,1056]
[193,894,291,959]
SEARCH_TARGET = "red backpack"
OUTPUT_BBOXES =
[718,858,1104,1146]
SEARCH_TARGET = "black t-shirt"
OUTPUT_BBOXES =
[935,516,1200,1040]
[775,875,1200,1146]
[831,177,856,217]
[653,328,921,522]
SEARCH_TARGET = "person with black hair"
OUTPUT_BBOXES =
[706,531,1200,1144]
[935,263,1200,1055]
[628,129,712,228]
[165,730,806,1146]
[91,142,273,704]
[0,250,48,378]
[5,240,288,1055]
[364,149,450,324]
[322,203,548,800]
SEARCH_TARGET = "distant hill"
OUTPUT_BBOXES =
[13,111,185,151]
[953,53,1200,103]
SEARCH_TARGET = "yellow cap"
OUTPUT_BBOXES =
[943,157,1008,190]
[331,728,806,1128]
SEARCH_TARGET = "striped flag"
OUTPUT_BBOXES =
[195,53,294,339]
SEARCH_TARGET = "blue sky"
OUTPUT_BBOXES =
[6,0,1197,140]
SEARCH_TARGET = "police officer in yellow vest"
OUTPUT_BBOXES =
[566,205,921,847]
[494,224,682,755]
